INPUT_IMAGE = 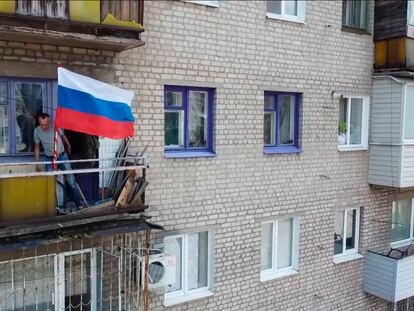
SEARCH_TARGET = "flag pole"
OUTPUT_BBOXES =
[53,63,61,171]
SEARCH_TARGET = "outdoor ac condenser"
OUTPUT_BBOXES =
[141,254,176,290]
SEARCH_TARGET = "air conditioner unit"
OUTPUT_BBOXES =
[141,254,176,290]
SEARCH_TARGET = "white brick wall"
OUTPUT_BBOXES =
[0,0,402,310]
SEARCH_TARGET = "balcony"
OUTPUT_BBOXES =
[364,246,414,302]
[0,0,145,51]
[0,154,159,249]
[374,0,414,72]
[369,76,414,188]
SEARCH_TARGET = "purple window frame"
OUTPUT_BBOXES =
[0,77,56,157]
[164,85,215,158]
[264,91,302,154]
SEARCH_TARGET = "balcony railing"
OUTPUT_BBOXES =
[0,0,145,51]
[364,245,414,302]
[0,155,149,224]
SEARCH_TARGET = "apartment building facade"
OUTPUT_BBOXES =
[0,0,413,310]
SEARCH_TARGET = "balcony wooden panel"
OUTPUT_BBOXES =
[374,0,408,41]
[0,0,144,51]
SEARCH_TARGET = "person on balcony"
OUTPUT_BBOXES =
[33,113,82,210]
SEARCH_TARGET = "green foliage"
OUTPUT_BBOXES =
[338,121,347,134]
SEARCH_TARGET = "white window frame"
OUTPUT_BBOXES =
[391,198,414,248]
[337,95,370,152]
[0,249,100,311]
[408,1,414,26]
[260,217,300,282]
[56,248,98,311]
[333,208,362,263]
[266,0,306,24]
[181,0,219,8]
[164,231,214,306]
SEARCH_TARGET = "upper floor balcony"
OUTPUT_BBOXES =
[364,245,414,303]
[369,75,414,188]
[0,151,154,249]
[0,0,145,51]
[374,0,414,72]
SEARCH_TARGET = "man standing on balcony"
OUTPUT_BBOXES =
[34,113,81,210]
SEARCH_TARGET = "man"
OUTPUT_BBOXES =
[34,113,81,210]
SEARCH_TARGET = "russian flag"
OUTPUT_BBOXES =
[55,67,135,139]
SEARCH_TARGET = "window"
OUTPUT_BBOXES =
[182,0,219,7]
[266,0,306,23]
[408,1,414,26]
[342,0,367,30]
[338,96,369,150]
[391,198,414,245]
[404,86,414,141]
[264,92,301,154]
[260,217,300,281]
[164,231,213,306]
[0,78,55,155]
[164,86,214,157]
[334,208,360,260]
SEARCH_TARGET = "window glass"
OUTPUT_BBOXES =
[405,86,414,140]
[267,0,281,14]
[264,95,274,110]
[334,210,344,255]
[261,222,273,271]
[343,0,367,29]
[0,106,8,154]
[338,98,348,145]
[165,237,183,292]
[64,253,91,310]
[0,257,55,311]
[15,82,45,153]
[166,91,183,107]
[409,1,414,25]
[391,199,412,243]
[264,112,275,145]
[188,232,208,290]
[277,218,293,269]
[279,95,295,145]
[345,209,357,250]
[349,98,363,145]
[189,91,207,148]
[0,83,5,105]
[165,111,184,148]
[284,0,298,16]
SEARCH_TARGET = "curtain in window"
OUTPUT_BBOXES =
[279,95,295,145]
[0,106,8,154]
[189,91,207,148]
[187,232,208,290]
[15,82,45,152]
[345,209,356,250]
[343,0,366,29]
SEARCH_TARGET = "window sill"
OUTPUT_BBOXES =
[164,290,214,307]
[181,0,219,7]
[263,146,303,154]
[337,145,368,152]
[266,12,305,24]
[391,238,414,249]
[164,150,216,158]
[260,269,298,282]
[333,252,363,264]
[341,26,371,35]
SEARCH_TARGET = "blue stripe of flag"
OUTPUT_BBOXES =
[58,85,135,122]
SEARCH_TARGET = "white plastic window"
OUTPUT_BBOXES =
[266,0,306,23]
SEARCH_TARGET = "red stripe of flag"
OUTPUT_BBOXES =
[55,107,134,139]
